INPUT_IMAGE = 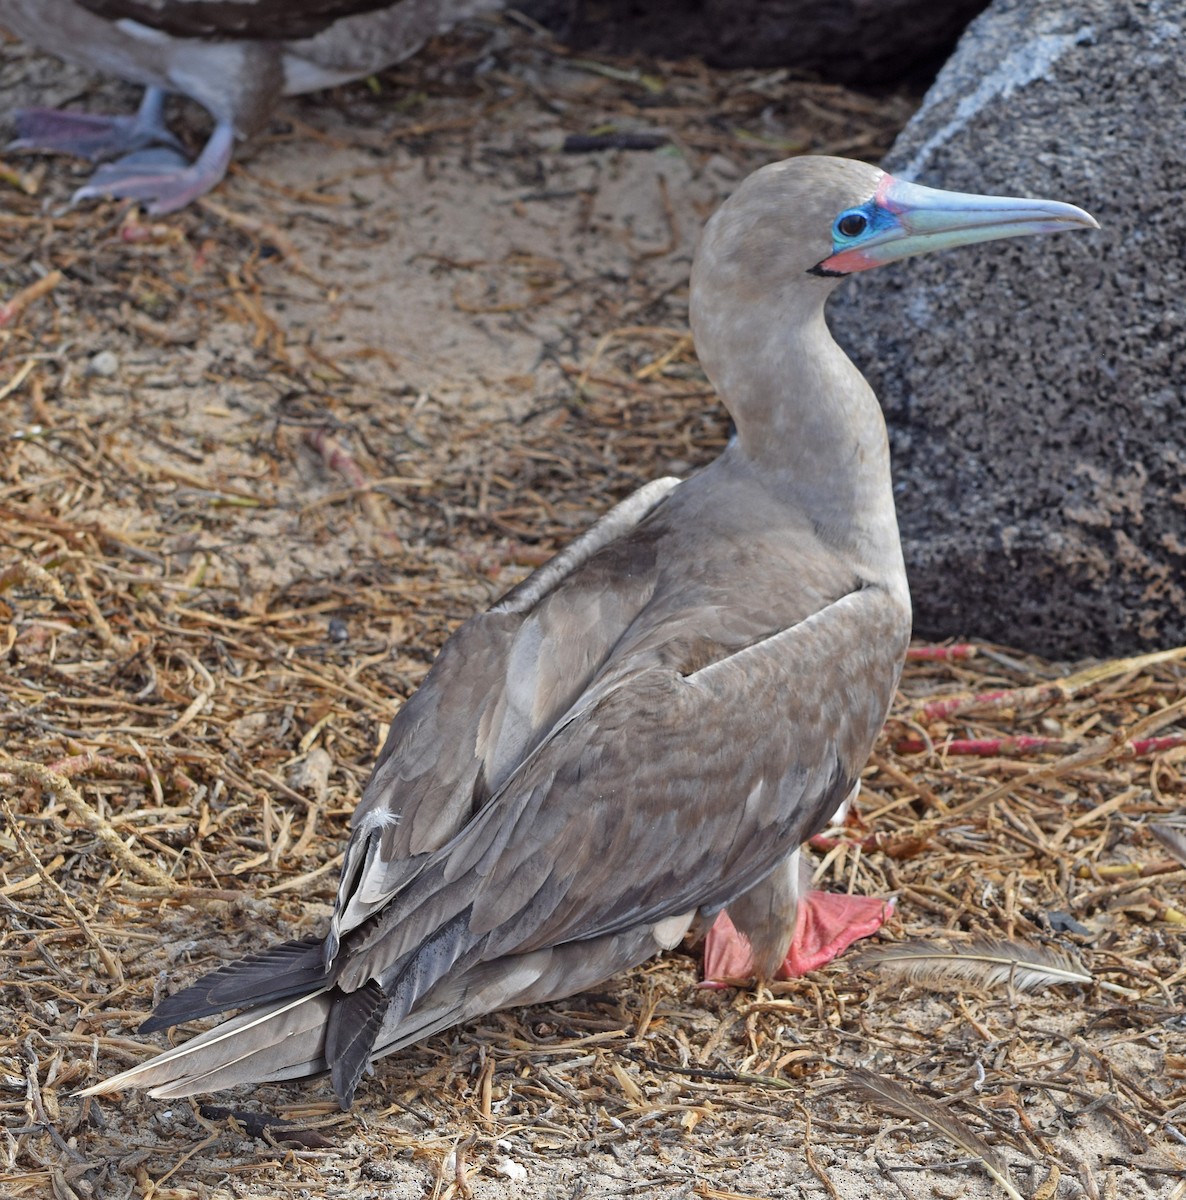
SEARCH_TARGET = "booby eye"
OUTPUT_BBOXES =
[836,211,868,239]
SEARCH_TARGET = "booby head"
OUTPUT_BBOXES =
[693,155,1097,300]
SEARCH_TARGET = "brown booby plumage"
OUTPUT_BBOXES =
[79,156,1097,1108]
[0,0,499,211]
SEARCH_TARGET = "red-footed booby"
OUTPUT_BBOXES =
[0,0,499,213]
[78,156,1096,1109]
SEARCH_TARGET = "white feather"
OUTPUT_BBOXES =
[857,938,1092,993]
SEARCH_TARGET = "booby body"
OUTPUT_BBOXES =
[81,156,1096,1108]
[0,0,499,212]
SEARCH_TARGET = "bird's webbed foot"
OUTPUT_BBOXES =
[702,890,894,986]
[12,88,183,161]
[71,119,235,214]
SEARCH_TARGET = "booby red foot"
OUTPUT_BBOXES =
[781,889,894,976]
[702,891,894,986]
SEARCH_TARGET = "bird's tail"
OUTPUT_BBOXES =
[75,914,482,1106]
[139,937,328,1033]
[79,988,334,1100]
[77,982,477,1103]
[77,925,687,1104]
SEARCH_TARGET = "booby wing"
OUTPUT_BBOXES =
[340,580,907,975]
[327,477,681,942]
[317,537,906,1099]
[329,454,900,946]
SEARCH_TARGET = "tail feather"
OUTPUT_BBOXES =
[78,924,675,1105]
[381,910,479,1024]
[140,937,327,1033]
[325,980,388,1109]
[321,910,479,1105]
[80,989,333,1100]
[84,914,483,1108]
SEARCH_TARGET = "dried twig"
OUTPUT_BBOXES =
[0,754,176,891]
[0,269,62,327]
[1,798,122,981]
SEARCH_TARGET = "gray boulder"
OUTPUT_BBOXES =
[831,0,1186,658]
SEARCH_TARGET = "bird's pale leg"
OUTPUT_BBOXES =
[72,118,236,215]
[12,87,184,160]
[702,892,893,985]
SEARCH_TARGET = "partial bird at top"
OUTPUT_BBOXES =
[0,0,500,212]
[78,155,1097,1109]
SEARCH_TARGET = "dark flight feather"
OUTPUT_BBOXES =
[140,938,326,1032]
[325,981,389,1108]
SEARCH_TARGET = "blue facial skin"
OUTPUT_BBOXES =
[829,201,899,257]
[810,199,898,277]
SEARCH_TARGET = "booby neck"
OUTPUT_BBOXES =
[690,240,906,599]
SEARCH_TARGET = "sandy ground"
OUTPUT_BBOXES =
[2,15,1184,1200]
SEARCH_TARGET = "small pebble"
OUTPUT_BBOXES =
[1045,911,1091,936]
[87,350,119,377]
[495,1157,527,1182]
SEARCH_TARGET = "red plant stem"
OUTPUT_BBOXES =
[305,427,367,489]
[894,735,1067,757]
[1128,733,1186,756]
[808,833,853,851]
[915,683,1063,723]
[906,643,979,662]
[895,732,1186,758]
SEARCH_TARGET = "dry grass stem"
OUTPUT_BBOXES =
[0,754,178,890]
